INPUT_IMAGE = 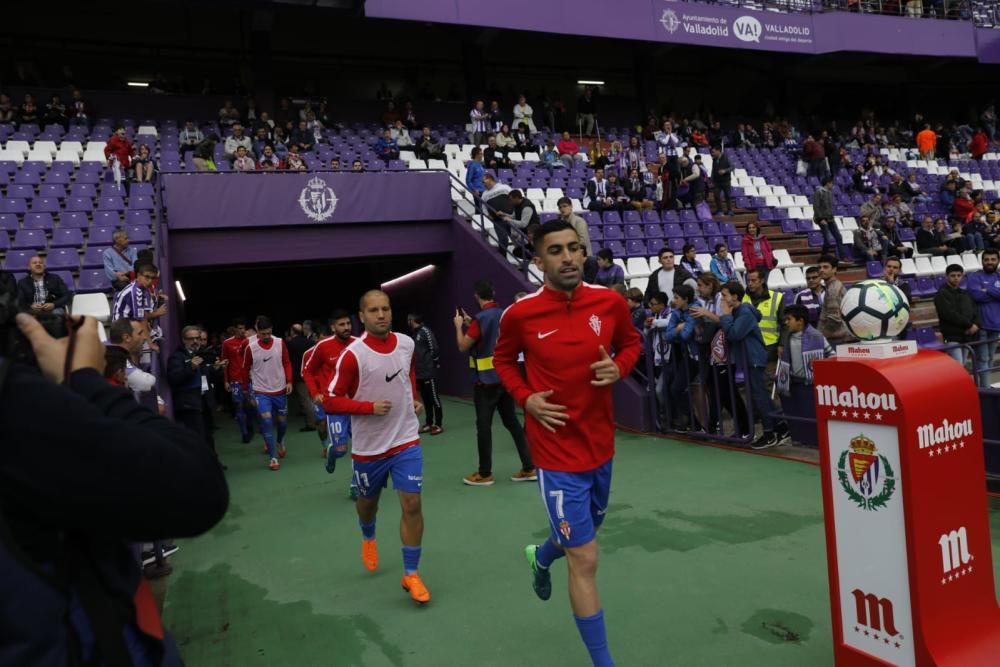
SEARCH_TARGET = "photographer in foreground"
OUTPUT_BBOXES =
[0,314,229,666]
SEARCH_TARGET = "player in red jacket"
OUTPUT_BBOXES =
[301,310,358,496]
[494,219,641,667]
[221,319,255,442]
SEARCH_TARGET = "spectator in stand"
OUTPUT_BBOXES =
[284,144,307,171]
[498,189,540,240]
[883,256,912,317]
[131,143,155,183]
[466,146,486,196]
[983,105,997,141]
[244,98,259,125]
[179,120,204,157]
[103,125,133,174]
[289,120,315,152]
[743,267,784,362]
[374,129,399,164]
[470,100,490,145]
[663,284,699,430]
[408,314,443,435]
[271,127,289,158]
[884,193,914,227]
[594,248,626,287]
[483,134,510,170]
[275,97,296,129]
[854,215,888,264]
[626,287,648,332]
[415,126,444,162]
[719,280,789,449]
[18,93,39,125]
[970,127,989,161]
[43,94,67,129]
[794,266,824,327]
[224,123,252,161]
[817,255,854,344]
[108,318,157,399]
[680,244,704,277]
[813,177,844,258]
[679,156,707,207]
[103,229,138,291]
[218,99,241,128]
[0,93,14,124]
[113,263,167,340]
[710,244,738,283]
[352,158,364,172]
[585,168,617,213]
[488,100,504,133]
[381,101,400,127]
[741,222,775,282]
[655,120,684,155]
[940,179,957,210]
[556,197,596,282]
[17,255,72,314]
[192,135,219,172]
[69,88,89,127]
[482,173,514,251]
[257,111,275,133]
[251,127,271,158]
[967,248,1000,387]
[888,173,908,201]
[645,247,697,303]
[859,193,883,228]
[256,143,283,170]
[916,216,949,255]
[935,264,980,367]
[916,124,937,160]
[775,304,834,446]
[802,134,827,179]
[881,217,913,258]
[710,145,733,216]
[513,95,536,133]
[905,173,931,203]
[496,124,516,153]
[557,131,581,167]
[402,101,418,129]
[577,87,597,136]
[233,146,257,171]
[540,139,564,172]
[605,172,629,213]
[619,136,649,181]
[624,167,654,211]
[513,123,533,151]
[953,187,978,225]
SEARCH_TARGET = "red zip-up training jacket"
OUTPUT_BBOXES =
[493,283,641,472]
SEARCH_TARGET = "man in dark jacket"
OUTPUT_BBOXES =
[934,264,980,367]
[167,325,216,455]
[812,177,843,258]
[710,146,732,215]
[17,255,73,314]
[645,247,697,304]
[408,314,443,435]
[286,323,318,432]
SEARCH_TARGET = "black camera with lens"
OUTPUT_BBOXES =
[0,270,68,365]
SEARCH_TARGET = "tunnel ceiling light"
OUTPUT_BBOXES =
[381,264,435,290]
[175,280,187,302]
[577,80,604,85]
[127,81,150,88]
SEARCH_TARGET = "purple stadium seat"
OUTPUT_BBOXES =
[12,172,41,187]
[88,227,116,246]
[65,197,94,213]
[622,210,641,224]
[626,239,646,257]
[130,183,155,197]
[0,233,8,251]
[678,210,697,224]
[127,196,154,211]
[702,222,720,236]
[912,277,935,297]
[624,224,643,239]
[719,222,737,235]
[588,225,603,241]
[21,161,47,174]
[45,248,80,271]
[4,250,37,272]
[82,246,107,268]
[126,225,151,244]
[727,235,742,252]
[51,270,75,288]
[603,225,623,240]
[70,183,98,199]
[683,222,701,237]
[0,199,27,216]
[102,184,127,198]
[125,209,152,227]
[866,261,884,278]
[60,211,90,228]
[23,213,54,230]
[77,269,110,293]
[75,171,101,185]
[581,212,601,226]
[30,198,60,214]
[50,228,85,248]
[8,184,36,200]
[667,237,685,253]
[602,211,622,225]
[98,196,125,212]
[708,236,726,251]
[664,223,683,238]
[539,212,559,224]
[807,231,824,247]
[13,229,46,250]
[93,211,121,226]
[48,167,75,182]
[643,224,664,239]
[780,219,798,234]
[915,326,944,349]
[605,240,626,257]
[646,239,664,256]
[38,184,67,200]
[0,214,17,232]
[642,210,661,224]
[691,237,709,253]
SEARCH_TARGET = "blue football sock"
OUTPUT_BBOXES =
[402,546,421,575]
[574,610,615,667]
[276,419,287,445]
[536,538,565,569]
[234,405,249,437]
[260,417,276,459]
[359,520,376,540]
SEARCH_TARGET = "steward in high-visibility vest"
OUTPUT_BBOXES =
[743,287,783,347]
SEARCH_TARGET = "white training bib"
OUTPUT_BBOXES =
[348,333,419,457]
[248,336,287,394]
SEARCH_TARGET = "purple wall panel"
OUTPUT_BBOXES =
[162,172,452,230]
[813,12,975,57]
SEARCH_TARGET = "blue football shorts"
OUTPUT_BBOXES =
[537,460,613,548]
[254,393,288,418]
[352,445,422,498]
[325,413,351,447]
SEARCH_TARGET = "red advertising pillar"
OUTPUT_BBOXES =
[814,348,1000,666]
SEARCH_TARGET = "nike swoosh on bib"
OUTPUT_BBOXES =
[537,329,558,339]
[385,369,403,382]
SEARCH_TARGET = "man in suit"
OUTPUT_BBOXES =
[167,325,217,457]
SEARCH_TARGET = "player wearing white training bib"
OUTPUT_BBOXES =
[325,290,430,605]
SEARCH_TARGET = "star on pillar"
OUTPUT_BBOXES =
[895,642,901,648]
[874,412,883,420]
[941,577,946,585]
[831,408,838,417]
[873,634,880,641]
[852,411,859,418]
[929,449,936,457]
[864,630,870,637]
[841,409,848,417]
[884,638,890,645]
[969,565,974,573]
[947,574,954,582]
[936,448,943,456]
[863,412,871,420]
[854,626,860,633]
[959,440,965,448]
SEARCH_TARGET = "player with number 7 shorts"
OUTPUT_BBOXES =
[493,220,641,667]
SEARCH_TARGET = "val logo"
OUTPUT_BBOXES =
[734,16,761,43]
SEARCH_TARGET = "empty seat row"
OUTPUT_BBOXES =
[0,210,152,230]
[0,225,152,250]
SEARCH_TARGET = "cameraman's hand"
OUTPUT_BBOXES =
[16,313,105,383]
[191,356,204,368]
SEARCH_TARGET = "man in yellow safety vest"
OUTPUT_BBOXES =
[742,267,784,363]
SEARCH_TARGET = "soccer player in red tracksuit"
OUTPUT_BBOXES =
[302,309,359,498]
[324,290,430,605]
[241,316,293,471]
[494,219,641,667]
[222,319,255,442]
